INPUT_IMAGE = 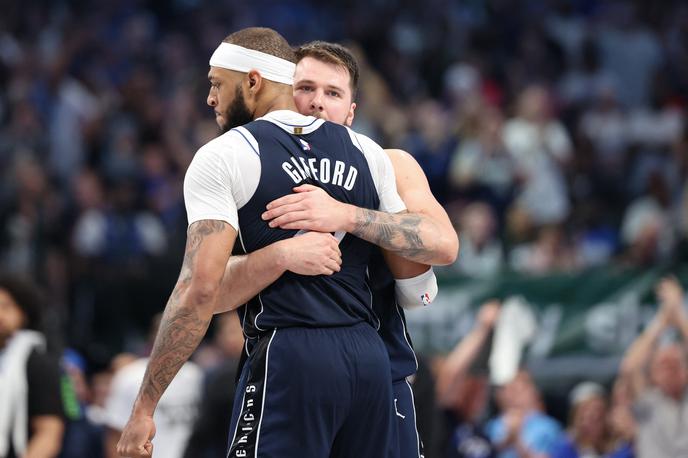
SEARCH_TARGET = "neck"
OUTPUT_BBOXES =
[255,91,297,118]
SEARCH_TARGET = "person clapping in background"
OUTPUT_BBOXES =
[619,276,688,458]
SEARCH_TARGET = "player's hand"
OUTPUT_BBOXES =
[116,414,155,457]
[278,231,342,275]
[263,185,352,232]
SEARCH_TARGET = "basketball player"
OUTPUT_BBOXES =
[216,42,456,458]
[117,28,451,458]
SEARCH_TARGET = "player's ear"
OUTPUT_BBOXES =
[245,70,263,103]
[345,102,356,127]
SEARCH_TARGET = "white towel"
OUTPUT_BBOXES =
[489,296,537,385]
[0,330,46,456]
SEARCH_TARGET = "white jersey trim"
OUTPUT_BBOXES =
[232,126,260,156]
[258,110,325,135]
[404,379,423,458]
[395,300,419,375]
[255,329,277,455]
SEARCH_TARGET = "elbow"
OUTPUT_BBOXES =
[435,231,459,265]
[186,280,221,312]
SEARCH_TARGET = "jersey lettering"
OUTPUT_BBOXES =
[281,157,358,190]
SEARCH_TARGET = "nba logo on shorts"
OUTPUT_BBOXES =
[421,293,431,306]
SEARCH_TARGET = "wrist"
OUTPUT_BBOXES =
[342,204,358,233]
[132,399,155,418]
[272,240,292,273]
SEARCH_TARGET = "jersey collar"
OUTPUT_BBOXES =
[258,110,326,135]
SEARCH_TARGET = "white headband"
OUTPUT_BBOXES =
[209,42,295,86]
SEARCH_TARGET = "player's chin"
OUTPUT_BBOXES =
[216,117,230,133]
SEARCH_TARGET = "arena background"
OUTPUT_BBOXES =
[1,0,687,457]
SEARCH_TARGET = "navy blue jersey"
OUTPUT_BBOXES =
[234,117,383,337]
[367,248,419,381]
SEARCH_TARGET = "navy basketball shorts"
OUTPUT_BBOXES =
[393,378,424,458]
[226,322,396,458]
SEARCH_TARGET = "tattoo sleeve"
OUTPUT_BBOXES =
[136,220,227,411]
[350,208,440,264]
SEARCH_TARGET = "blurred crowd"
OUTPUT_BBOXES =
[1,0,688,457]
[428,275,688,458]
[3,269,688,457]
[2,0,688,359]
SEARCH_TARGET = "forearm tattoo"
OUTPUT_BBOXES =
[139,220,225,405]
[351,208,435,263]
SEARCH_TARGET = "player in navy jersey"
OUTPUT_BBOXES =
[117,28,456,458]
[215,42,458,458]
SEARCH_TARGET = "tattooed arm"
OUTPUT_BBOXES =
[215,232,342,314]
[262,184,455,265]
[348,208,446,264]
[380,149,458,278]
[116,219,235,457]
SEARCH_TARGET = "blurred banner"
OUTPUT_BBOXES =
[406,264,688,382]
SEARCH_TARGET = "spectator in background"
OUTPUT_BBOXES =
[403,100,457,203]
[595,2,662,109]
[577,84,627,182]
[436,300,500,458]
[103,314,201,458]
[58,349,105,458]
[0,274,64,458]
[139,141,184,231]
[486,369,562,458]
[47,56,102,186]
[676,127,688,255]
[70,174,168,363]
[606,377,636,456]
[619,276,688,458]
[1,155,65,277]
[503,84,572,230]
[620,172,676,266]
[449,104,516,214]
[447,203,503,278]
[184,312,244,458]
[550,381,633,458]
[557,37,619,111]
[509,225,580,274]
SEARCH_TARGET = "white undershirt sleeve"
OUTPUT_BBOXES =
[183,142,240,230]
[348,130,407,213]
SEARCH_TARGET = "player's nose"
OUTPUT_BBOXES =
[207,91,216,107]
[310,90,324,111]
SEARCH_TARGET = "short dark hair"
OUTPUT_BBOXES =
[295,41,360,99]
[0,273,42,330]
[223,27,296,63]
